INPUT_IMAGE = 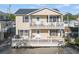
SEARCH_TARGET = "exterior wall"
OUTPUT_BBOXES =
[16,16,30,35]
[16,15,64,38]
[16,9,63,35]
[16,15,63,35]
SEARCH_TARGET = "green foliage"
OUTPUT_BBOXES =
[6,14,15,21]
[65,38,71,45]
[63,15,77,20]
[63,13,78,20]
[74,38,79,45]
[0,14,15,21]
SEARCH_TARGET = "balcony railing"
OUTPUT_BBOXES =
[30,22,64,29]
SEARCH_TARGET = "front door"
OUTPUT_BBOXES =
[35,16,41,25]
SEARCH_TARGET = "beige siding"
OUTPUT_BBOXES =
[32,29,48,39]
[16,16,30,35]
[31,15,47,22]
[31,9,61,15]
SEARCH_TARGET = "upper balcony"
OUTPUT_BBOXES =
[30,22,64,29]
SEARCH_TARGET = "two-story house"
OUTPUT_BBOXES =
[12,8,64,47]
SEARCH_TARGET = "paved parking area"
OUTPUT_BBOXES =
[6,47,64,54]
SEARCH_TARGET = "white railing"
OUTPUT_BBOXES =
[30,22,64,29]
[12,39,64,47]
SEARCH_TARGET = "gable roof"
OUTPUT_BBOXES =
[15,8,62,15]
[15,9,38,14]
[27,8,62,15]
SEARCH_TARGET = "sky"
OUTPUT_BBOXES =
[0,4,79,15]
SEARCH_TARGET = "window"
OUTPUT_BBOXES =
[49,16,57,22]
[36,16,40,21]
[18,30,23,35]
[53,16,56,22]
[36,30,40,34]
[18,30,29,36]
[50,30,58,36]
[49,16,53,22]
[24,30,29,35]
[23,16,29,22]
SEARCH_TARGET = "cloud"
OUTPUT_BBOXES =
[55,4,70,8]
[35,4,49,8]
[28,4,48,8]
[63,4,70,6]
[36,4,47,7]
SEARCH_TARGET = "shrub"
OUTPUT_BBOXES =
[74,38,79,46]
[64,38,71,45]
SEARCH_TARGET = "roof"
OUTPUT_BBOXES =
[15,9,38,14]
[0,11,5,14]
[15,8,62,15]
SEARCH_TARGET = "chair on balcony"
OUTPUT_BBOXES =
[32,34,41,40]
[35,21,41,26]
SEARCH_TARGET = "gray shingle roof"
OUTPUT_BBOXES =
[15,9,38,14]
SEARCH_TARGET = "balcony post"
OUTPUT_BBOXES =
[48,15,50,27]
[61,29,63,37]
[29,15,31,25]
[48,29,50,39]
[58,16,60,22]
[61,15,63,22]
[29,29,32,40]
[59,29,63,37]
[48,15,50,22]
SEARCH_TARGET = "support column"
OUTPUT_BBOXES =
[59,29,63,37]
[48,29,50,39]
[61,15,63,22]
[29,15,31,25]
[58,16,61,22]
[61,29,63,37]
[48,29,50,36]
[48,15,51,28]
[29,29,32,40]
[48,15,50,22]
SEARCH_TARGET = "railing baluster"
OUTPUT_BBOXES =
[30,22,64,29]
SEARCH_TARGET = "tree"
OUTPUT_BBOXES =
[63,13,77,20]
[8,14,15,21]
[65,13,72,16]
[6,14,15,21]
